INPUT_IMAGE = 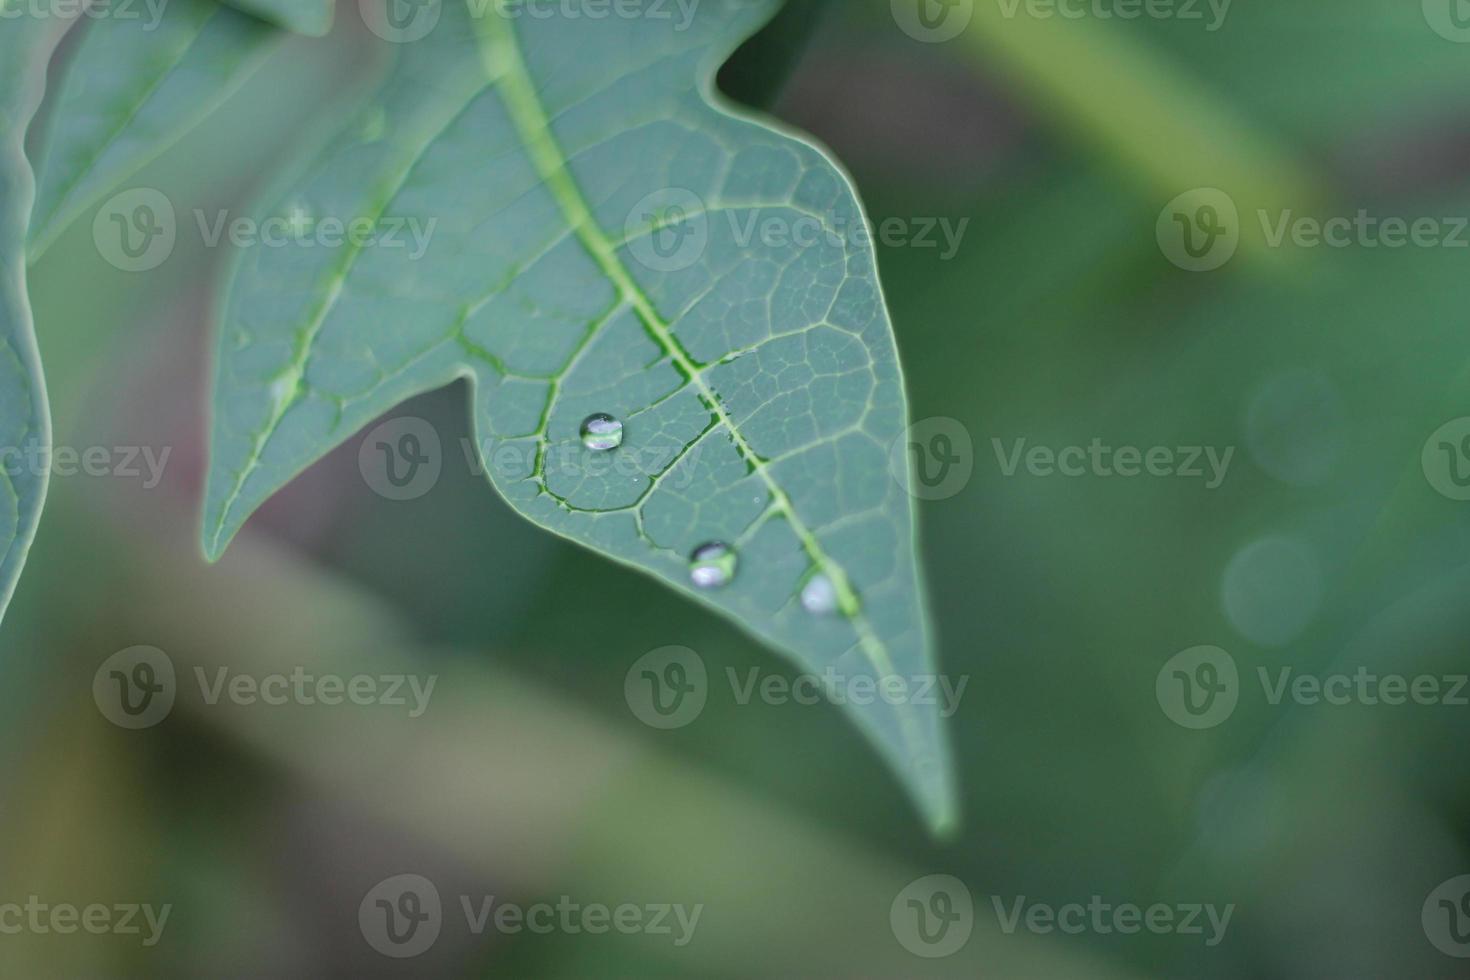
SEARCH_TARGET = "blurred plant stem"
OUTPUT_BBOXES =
[950,1,1316,270]
[110,507,1143,979]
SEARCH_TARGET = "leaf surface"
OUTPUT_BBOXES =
[203,0,955,828]
[0,9,72,622]
[29,0,278,258]
[223,0,333,35]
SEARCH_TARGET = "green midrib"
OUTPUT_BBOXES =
[474,12,934,780]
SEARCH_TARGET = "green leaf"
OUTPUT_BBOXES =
[28,0,278,259]
[0,10,71,622]
[222,0,333,35]
[203,0,955,829]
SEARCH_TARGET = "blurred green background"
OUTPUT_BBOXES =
[5,0,1470,975]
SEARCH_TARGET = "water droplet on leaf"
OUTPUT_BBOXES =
[801,574,839,615]
[581,413,624,452]
[689,542,736,589]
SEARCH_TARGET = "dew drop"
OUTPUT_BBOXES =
[580,413,624,452]
[801,574,839,615]
[689,542,736,589]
